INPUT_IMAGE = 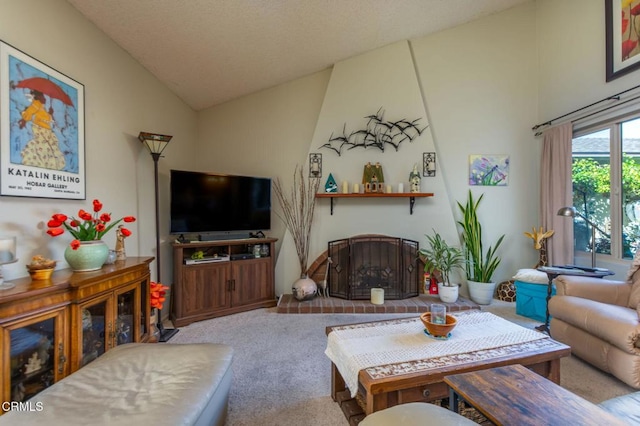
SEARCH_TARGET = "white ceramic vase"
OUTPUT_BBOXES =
[467,280,497,305]
[437,283,459,303]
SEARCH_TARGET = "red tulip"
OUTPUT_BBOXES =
[95,223,106,232]
[47,228,64,237]
[47,219,63,228]
[123,216,136,223]
[120,227,132,237]
[92,199,103,212]
[100,213,111,222]
[78,209,92,221]
[52,213,67,222]
[70,220,80,227]
[70,240,81,250]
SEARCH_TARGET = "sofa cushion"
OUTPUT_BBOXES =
[549,295,640,354]
[627,249,640,309]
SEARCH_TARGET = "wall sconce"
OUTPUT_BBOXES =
[423,152,436,177]
[0,236,18,290]
[309,153,322,178]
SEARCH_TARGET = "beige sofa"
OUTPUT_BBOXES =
[548,256,640,389]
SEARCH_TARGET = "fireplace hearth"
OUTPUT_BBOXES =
[328,235,419,300]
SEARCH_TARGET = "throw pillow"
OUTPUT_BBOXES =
[512,268,548,284]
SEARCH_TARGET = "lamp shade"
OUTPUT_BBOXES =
[557,206,577,218]
[138,132,173,155]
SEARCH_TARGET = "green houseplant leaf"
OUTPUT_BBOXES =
[457,190,505,283]
[418,230,465,286]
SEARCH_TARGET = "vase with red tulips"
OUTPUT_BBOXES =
[46,199,136,271]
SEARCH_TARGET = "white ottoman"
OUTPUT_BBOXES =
[360,402,477,426]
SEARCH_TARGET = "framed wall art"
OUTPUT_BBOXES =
[0,40,85,199]
[606,0,640,81]
[469,155,509,186]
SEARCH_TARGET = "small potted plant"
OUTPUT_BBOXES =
[457,190,505,304]
[419,230,465,303]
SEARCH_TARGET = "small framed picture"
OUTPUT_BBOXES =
[469,155,509,186]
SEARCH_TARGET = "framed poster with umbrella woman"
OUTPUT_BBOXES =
[0,40,85,199]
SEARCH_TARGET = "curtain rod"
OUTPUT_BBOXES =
[532,83,640,132]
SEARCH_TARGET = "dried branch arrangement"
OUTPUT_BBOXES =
[273,165,321,277]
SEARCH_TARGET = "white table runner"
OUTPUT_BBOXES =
[325,311,546,397]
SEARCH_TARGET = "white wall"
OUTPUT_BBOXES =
[196,2,542,295]
[536,0,636,278]
[0,0,197,285]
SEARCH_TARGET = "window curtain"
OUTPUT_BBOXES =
[540,122,573,265]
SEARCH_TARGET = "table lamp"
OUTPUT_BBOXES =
[557,206,598,267]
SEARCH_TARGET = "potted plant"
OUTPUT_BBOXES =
[419,230,465,303]
[457,190,505,304]
[273,165,321,301]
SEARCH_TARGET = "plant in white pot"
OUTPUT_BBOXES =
[273,165,321,301]
[419,230,465,303]
[457,190,505,305]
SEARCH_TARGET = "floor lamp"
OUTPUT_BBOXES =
[139,132,179,342]
[557,206,598,267]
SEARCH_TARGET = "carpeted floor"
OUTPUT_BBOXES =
[168,300,636,426]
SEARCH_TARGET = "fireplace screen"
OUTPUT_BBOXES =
[328,236,419,300]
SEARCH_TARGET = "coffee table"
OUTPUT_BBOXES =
[444,364,626,425]
[325,312,570,419]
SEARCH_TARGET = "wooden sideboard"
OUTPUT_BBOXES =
[0,257,153,406]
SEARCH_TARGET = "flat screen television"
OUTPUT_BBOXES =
[170,170,271,235]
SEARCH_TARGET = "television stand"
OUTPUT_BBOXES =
[171,238,277,326]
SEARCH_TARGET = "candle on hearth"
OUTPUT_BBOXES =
[342,181,349,194]
[353,183,359,193]
[371,288,384,305]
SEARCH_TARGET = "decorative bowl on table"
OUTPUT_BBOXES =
[26,255,57,280]
[420,312,457,338]
[28,267,55,280]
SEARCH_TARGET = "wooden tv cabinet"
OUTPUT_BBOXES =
[171,238,277,327]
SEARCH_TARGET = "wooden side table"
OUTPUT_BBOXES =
[536,266,613,333]
[444,364,626,426]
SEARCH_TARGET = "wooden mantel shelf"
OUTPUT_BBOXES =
[315,192,434,215]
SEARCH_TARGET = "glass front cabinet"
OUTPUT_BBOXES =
[1,307,69,404]
[0,257,153,408]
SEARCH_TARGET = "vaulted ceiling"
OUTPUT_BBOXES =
[67,0,530,111]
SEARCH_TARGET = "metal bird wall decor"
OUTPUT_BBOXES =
[319,108,427,156]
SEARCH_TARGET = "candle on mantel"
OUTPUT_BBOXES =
[398,183,404,193]
[371,288,384,305]
[0,236,16,263]
[386,185,392,193]
[342,181,349,194]
[353,183,359,193]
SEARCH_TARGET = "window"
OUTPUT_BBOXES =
[572,116,640,260]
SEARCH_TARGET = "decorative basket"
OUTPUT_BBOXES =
[420,312,457,337]
[28,267,54,281]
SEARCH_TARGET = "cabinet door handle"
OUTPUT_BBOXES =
[58,342,66,374]
[232,279,236,291]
